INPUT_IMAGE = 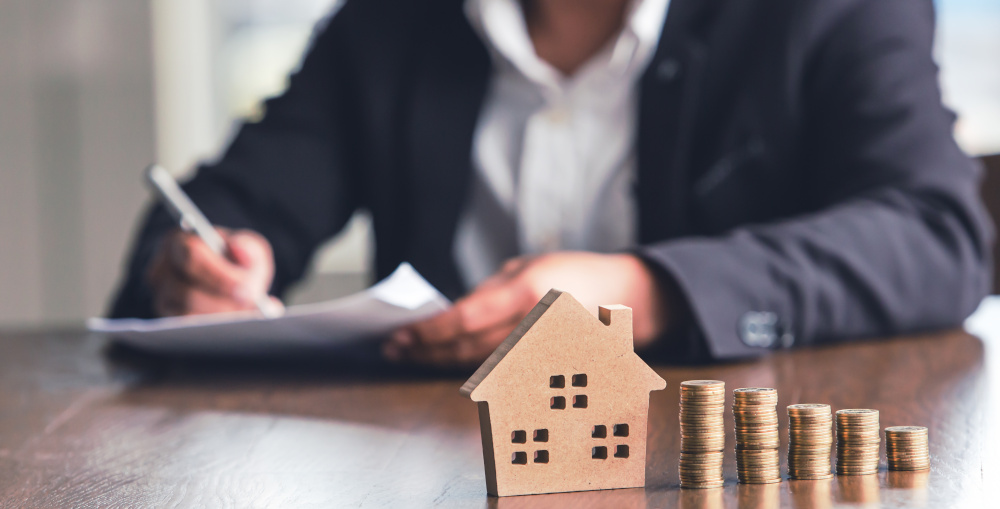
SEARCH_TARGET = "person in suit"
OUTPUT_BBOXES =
[110,0,993,367]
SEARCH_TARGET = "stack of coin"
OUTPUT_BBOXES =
[885,426,929,471]
[733,388,781,484]
[836,409,880,475]
[679,380,726,488]
[787,403,833,479]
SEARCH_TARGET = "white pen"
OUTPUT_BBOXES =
[145,164,279,318]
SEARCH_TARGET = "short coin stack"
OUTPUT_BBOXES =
[678,380,726,488]
[885,426,929,471]
[836,409,880,475]
[733,388,781,484]
[787,404,833,479]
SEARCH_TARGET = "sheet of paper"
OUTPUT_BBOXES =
[88,263,450,354]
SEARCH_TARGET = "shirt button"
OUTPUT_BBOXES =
[739,311,779,348]
[656,58,681,82]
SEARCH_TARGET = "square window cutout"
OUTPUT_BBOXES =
[551,396,566,409]
[572,374,588,387]
[511,430,526,443]
[592,425,607,439]
[549,375,565,388]
[512,451,527,464]
[592,446,608,459]
[615,445,630,458]
[573,395,588,408]
[534,450,549,463]
[613,424,629,437]
[534,429,549,442]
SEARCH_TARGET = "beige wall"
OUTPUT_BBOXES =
[0,0,366,329]
[0,1,155,328]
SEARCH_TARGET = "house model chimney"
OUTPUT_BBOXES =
[598,305,633,353]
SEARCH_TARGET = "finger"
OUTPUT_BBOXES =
[169,233,248,300]
[408,281,532,348]
[406,309,464,348]
[152,280,184,317]
[153,278,250,316]
[147,229,187,288]
[454,322,519,363]
[383,327,418,363]
[500,256,532,275]
[146,247,171,289]
[404,320,520,368]
[473,265,521,292]
[472,257,531,293]
[227,230,275,303]
[266,296,285,314]
[226,230,272,271]
[450,280,535,335]
[382,338,405,363]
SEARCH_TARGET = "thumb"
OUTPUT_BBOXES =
[226,231,269,268]
[225,230,274,300]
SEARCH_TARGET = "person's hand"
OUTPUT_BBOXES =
[383,252,669,368]
[147,228,282,317]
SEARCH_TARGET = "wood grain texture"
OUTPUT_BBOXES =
[978,154,1000,292]
[0,327,995,508]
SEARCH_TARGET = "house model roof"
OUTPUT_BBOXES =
[460,289,665,402]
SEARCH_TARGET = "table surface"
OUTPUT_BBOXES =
[2,301,1000,508]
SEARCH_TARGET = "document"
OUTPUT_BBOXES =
[88,263,450,354]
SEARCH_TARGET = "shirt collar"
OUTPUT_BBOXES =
[465,0,670,89]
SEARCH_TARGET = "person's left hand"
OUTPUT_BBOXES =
[382,252,669,368]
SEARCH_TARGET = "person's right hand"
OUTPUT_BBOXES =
[146,228,281,317]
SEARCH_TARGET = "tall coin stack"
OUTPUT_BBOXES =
[836,409,880,475]
[787,404,833,479]
[885,426,929,471]
[733,388,781,484]
[679,380,726,489]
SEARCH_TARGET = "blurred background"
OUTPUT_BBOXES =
[0,0,997,329]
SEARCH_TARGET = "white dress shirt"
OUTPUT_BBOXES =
[455,0,669,288]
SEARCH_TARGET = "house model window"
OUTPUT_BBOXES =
[592,425,607,438]
[615,445,630,458]
[592,446,608,459]
[460,290,667,496]
[614,424,629,437]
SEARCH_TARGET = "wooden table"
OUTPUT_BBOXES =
[1,316,998,508]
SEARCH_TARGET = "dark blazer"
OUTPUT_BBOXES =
[110,0,993,360]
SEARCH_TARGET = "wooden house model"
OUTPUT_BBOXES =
[460,289,667,497]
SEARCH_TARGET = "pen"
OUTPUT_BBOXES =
[144,164,279,318]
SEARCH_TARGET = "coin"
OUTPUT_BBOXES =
[679,380,726,488]
[787,403,833,480]
[885,426,929,471]
[835,409,880,476]
[734,388,781,484]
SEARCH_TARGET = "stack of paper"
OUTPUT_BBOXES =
[88,263,450,354]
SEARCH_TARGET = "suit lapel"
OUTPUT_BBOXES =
[637,0,721,242]
[403,3,491,299]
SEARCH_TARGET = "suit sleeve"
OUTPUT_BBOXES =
[108,3,363,319]
[640,0,993,358]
